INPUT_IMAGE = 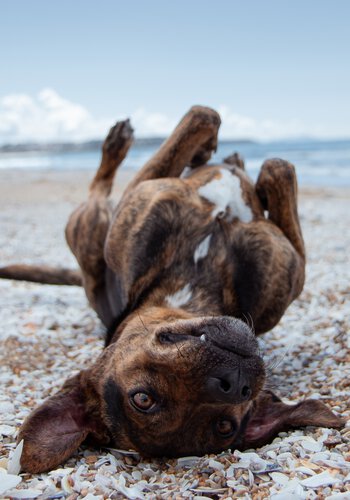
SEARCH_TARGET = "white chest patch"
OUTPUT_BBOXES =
[166,284,192,308]
[194,234,212,263]
[198,169,253,222]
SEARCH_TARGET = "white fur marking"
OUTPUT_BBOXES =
[198,169,253,222]
[166,284,192,308]
[194,234,212,263]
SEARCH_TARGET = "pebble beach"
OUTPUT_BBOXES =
[0,168,349,499]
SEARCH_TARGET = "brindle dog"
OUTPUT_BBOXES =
[1,106,342,473]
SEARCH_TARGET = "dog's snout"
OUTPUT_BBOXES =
[204,369,253,404]
[200,317,259,357]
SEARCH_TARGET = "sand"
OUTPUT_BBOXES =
[0,168,349,499]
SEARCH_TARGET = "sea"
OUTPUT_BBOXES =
[1,138,350,187]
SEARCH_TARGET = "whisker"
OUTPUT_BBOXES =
[242,312,256,335]
[137,312,149,334]
[174,340,186,359]
[264,344,293,372]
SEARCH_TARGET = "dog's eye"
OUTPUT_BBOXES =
[131,392,156,412]
[216,418,236,438]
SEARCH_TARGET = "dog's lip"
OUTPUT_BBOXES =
[209,337,256,358]
[200,328,260,359]
[157,326,260,359]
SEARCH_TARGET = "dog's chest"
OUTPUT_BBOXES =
[110,169,256,316]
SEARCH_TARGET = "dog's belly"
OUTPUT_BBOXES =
[105,167,267,321]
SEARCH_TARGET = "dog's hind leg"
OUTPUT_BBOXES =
[65,120,134,325]
[124,106,221,193]
[255,158,305,260]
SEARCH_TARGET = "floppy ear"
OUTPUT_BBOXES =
[18,369,111,473]
[243,390,344,449]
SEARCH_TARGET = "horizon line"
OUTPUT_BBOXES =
[1,135,350,152]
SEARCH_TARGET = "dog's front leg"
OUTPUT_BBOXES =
[125,106,221,193]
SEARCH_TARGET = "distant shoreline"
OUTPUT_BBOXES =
[0,137,258,154]
[3,137,350,155]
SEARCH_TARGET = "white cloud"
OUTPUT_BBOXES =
[217,105,307,141]
[0,88,339,144]
[0,89,112,143]
[131,108,176,137]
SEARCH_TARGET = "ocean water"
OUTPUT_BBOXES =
[1,138,350,187]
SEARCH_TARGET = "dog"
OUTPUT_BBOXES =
[0,106,343,473]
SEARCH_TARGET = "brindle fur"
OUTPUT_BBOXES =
[5,106,342,473]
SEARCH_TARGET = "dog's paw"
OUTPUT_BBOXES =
[256,158,297,209]
[103,119,134,158]
[189,136,218,168]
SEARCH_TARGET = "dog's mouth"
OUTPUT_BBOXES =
[156,316,265,405]
[157,316,258,350]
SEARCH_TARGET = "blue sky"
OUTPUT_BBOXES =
[1,0,350,141]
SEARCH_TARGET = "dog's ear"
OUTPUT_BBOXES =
[243,390,344,449]
[18,369,110,473]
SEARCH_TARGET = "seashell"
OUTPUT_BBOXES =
[272,477,305,496]
[131,470,142,481]
[61,475,74,494]
[326,494,350,500]
[319,458,350,470]
[300,438,323,453]
[269,472,290,486]
[48,467,75,476]
[294,466,316,475]
[258,463,283,474]
[208,459,225,471]
[177,456,201,467]
[110,474,145,499]
[300,470,339,488]
[106,447,140,456]
[8,439,23,475]
[192,496,215,500]
[0,472,22,495]
[191,487,228,494]
[5,488,42,498]
[0,424,16,437]
[94,473,113,488]
[226,479,238,488]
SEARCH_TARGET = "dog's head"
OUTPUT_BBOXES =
[18,308,343,473]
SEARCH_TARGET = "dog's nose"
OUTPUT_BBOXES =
[204,369,252,404]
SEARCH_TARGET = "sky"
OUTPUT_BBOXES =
[1,0,350,143]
